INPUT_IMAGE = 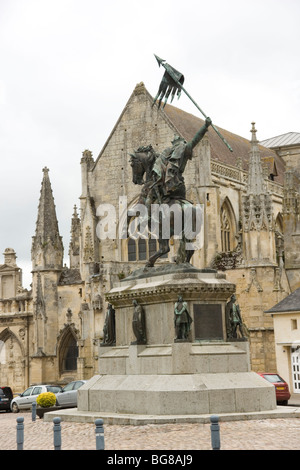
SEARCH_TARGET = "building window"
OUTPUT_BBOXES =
[291,319,298,330]
[138,238,147,260]
[128,238,137,261]
[275,213,284,264]
[127,237,167,261]
[220,205,232,252]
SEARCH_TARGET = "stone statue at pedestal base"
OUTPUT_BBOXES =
[132,300,146,344]
[174,295,193,341]
[225,295,247,340]
[101,303,116,346]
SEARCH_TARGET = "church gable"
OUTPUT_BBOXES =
[0,264,15,273]
[94,82,181,166]
[89,82,184,209]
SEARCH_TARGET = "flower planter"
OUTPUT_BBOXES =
[36,405,62,419]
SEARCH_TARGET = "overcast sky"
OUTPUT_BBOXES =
[1,0,299,288]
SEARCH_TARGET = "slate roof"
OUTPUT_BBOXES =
[265,288,300,313]
[163,104,285,184]
[260,132,300,148]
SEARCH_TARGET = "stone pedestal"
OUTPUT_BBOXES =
[77,266,277,420]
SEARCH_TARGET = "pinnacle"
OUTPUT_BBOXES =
[247,123,266,196]
[250,122,258,143]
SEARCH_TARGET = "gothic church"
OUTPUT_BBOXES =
[1,82,300,392]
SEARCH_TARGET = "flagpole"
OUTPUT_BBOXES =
[154,55,233,153]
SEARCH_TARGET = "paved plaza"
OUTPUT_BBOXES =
[1,408,300,451]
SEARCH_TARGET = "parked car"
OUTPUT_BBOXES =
[56,380,86,408]
[10,385,62,412]
[0,386,13,412]
[258,373,291,405]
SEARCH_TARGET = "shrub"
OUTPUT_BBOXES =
[36,392,57,408]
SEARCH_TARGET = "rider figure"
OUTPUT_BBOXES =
[148,117,212,205]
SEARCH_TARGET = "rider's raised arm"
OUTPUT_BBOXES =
[188,117,212,151]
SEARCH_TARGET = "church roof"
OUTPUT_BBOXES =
[265,288,300,314]
[163,104,285,184]
[95,83,285,185]
[260,132,300,148]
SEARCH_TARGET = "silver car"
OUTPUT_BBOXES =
[55,380,86,408]
[11,384,62,412]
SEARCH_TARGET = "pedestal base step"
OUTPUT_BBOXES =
[77,371,276,416]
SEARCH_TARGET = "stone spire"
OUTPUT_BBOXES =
[31,167,63,270]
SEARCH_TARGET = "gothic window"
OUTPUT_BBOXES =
[220,200,236,253]
[124,202,167,261]
[275,213,284,264]
[128,238,137,261]
[138,238,147,260]
[127,237,167,261]
[221,207,231,252]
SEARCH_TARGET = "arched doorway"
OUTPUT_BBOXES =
[58,327,79,377]
[0,328,25,392]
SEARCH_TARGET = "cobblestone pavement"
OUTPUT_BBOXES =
[1,411,300,451]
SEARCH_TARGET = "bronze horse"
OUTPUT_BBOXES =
[129,145,203,267]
